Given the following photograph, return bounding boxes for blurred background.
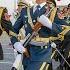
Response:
[0,0,70,15]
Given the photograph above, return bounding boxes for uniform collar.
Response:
[39,2,46,8]
[33,2,46,13]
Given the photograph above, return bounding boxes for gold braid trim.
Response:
[49,7,57,23]
[9,31,17,37]
[58,26,70,41]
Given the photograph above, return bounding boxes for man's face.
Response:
[4,12,11,21]
[36,0,46,4]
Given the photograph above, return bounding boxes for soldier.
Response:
[18,2,28,14]
[0,7,13,34]
[12,0,53,70]
[12,0,64,70]
[17,2,28,40]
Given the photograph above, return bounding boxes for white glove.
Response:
[51,42,56,48]
[14,42,26,53]
[38,15,52,29]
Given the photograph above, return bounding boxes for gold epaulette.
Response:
[49,7,57,23]
[58,26,70,41]
[32,35,50,43]
[9,31,17,37]
[17,28,25,40]
[32,35,59,44]
[31,26,70,43]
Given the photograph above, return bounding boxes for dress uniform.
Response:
[11,2,54,70]
[10,1,65,70]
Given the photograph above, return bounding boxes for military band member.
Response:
[0,7,28,54]
[17,2,28,40]
[12,0,53,70]
[12,0,64,70]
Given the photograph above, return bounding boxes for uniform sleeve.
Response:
[37,15,63,36]
[11,8,27,53]
[13,8,25,34]
[10,36,26,53]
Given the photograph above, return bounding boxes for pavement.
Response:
[0,31,15,70]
